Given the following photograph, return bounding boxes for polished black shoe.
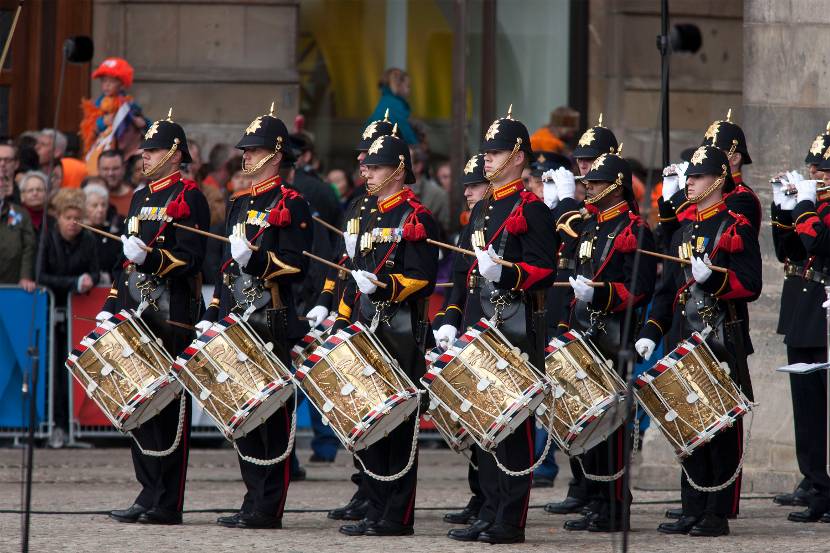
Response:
[448,519,491,541]
[477,523,525,544]
[788,508,825,523]
[364,519,414,536]
[339,519,376,536]
[588,516,630,533]
[217,511,245,528]
[109,503,147,523]
[657,515,699,534]
[564,512,596,531]
[689,514,729,537]
[774,488,811,507]
[531,475,554,488]
[291,466,307,482]
[545,496,586,515]
[238,511,282,529]
[328,497,370,521]
[443,500,480,525]
[137,508,182,525]
[665,507,683,519]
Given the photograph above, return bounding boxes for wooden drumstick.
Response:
[637,249,728,274]
[302,250,388,289]
[79,223,152,253]
[73,314,195,331]
[173,222,260,252]
[312,215,344,236]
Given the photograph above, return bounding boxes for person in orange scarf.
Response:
[80,57,149,174]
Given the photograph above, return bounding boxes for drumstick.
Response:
[79,223,152,252]
[637,249,728,274]
[173,223,260,252]
[74,314,195,331]
[302,251,388,289]
[426,238,515,268]
[312,215,344,236]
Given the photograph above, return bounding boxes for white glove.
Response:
[635,338,657,361]
[675,162,688,191]
[771,178,784,207]
[691,253,713,284]
[195,320,212,335]
[796,179,818,204]
[230,234,253,267]
[474,245,503,282]
[94,310,112,323]
[569,275,595,303]
[434,324,458,351]
[778,174,798,210]
[121,235,147,265]
[823,299,830,309]
[352,269,378,295]
[306,305,329,328]
[786,170,805,184]
[343,232,358,260]
[553,167,576,201]
[541,169,558,209]
[661,164,679,200]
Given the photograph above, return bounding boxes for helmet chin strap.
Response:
[242,137,283,176]
[142,139,179,177]
[484,140,521,183]
[584,172,623,205]
[687,164,727,203]
[367,156,405,196]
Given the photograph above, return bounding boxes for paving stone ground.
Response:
[1,444,828,552]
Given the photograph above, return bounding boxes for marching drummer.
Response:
[545,118,620,517]
[438,108,558,544]
[304,112,397,524]
[196,104,313,529]
[98,110,210,525]
[432,152,490,528]
[635,145,761,537]
[769,140,830,523]
[331,128,439,537]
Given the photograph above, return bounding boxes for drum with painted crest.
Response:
[421,318,549,452]
[65,310,180,432]
[295,322,420,452]
[540,329,628,455]
[422,347,474,453]
[633,331,751,458]
[171,313,295,440]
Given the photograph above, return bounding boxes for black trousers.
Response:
[680,418,742,517]
[356,413,419,525]
[236,401,294,517]
[566,457,588,501]
[786,345,830,512]
[475,417,535,528]
[130,393,192,512]
[467,447,484,511]
[580,424,630,519]
[52,319,70,432]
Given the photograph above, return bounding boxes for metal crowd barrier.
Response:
[0,285,54,444]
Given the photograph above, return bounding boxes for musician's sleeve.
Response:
[496,201,558,291]
[792,199,830,256]
[699,219,762,301]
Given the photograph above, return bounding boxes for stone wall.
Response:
[92,0,300,155]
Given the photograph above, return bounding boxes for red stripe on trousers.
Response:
[519,419,534,528]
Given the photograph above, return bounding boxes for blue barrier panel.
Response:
[0,287,51,432]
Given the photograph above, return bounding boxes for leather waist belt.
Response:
[557,258,576,271]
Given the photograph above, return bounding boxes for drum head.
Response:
[351,393,419,451]
[124,378,182,431]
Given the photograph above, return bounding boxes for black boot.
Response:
[339,518,376,536]
[657,515,699,534]
[788,508,825,523]
[109,504,147,523]
[364,519,414,536]
[448,519,490,542]
[238,511,282,529]
[443,497,481,524]
[137,508,182,525]
[665,507,683,519]
[477,523,525,544]
[328,497,369,521]
[564,512,596,531]
[688,514,729,537]
[217,511,245,528]
[544,496,586,515]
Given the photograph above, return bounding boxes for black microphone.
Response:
[64,35,94,63]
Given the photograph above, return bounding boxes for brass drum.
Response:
[290,315,335,371]
[633,332,751,458]
[540,329,628,455]
[65,310,180,431]
[172,313,294,440]
[421,318,549,451]
[295,322,419,452]
[423,347,473,453]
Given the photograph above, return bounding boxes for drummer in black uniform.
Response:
[197,105,312,529]
[545,119,620,517]
[433,153,490,527]
[440,108,558,544]
[770,143,830,523]
[101,110,210,525]
[769,124,830,509]
[304,112,396,524]
[636,145,761,537]
[332,129,439,537]
[560,148,656,534]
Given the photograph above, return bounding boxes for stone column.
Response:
[92,0,299,153]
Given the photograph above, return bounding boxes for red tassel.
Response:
[412,222,426,240]
[506,212,528,235]
[730,233,743,252]
[166,195,190,220]
[614,225,637,253]
[277,207,291,227]
[403,222,415,241]
[266,208,280,226]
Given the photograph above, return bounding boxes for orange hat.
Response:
[92,57,134,89]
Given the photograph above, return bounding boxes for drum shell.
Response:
[423,347,473,453]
